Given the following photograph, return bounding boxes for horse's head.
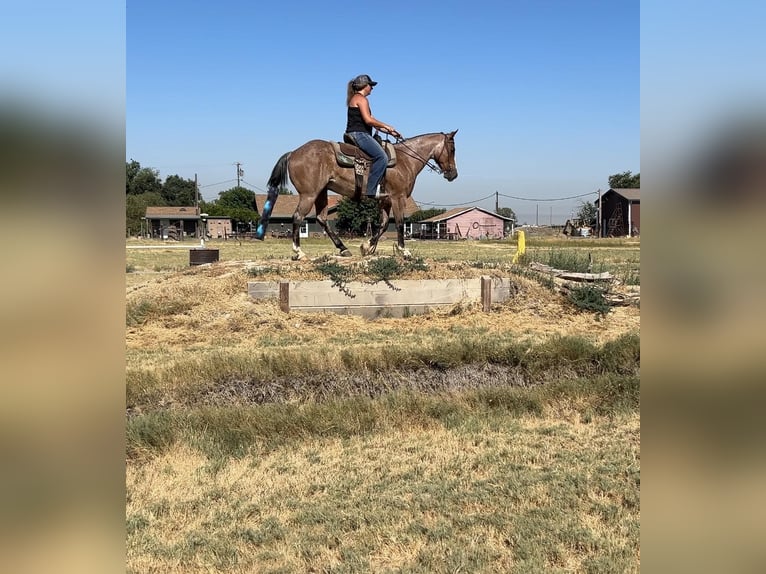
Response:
[434,130,459,181]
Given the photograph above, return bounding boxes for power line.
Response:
[498,191,597,201]
[418,190,597,208]
[418,192,496,208]
[200,178,237,188]
[241,180,268,193]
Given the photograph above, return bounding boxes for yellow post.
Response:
[512,229,526,264]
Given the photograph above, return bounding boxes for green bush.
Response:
[567,285,611,316]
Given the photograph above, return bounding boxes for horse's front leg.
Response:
[389,195,412,259]
[393,220,412,259]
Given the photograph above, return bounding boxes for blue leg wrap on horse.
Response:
[254,186,279,240]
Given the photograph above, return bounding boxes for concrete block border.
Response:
[247,276,512,318]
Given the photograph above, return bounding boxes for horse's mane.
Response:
[397,132,443,142]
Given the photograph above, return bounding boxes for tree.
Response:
[277,186,292,195]
[575,200,598,226]
[126,160,162,195]
[126,191,164,236]
[608,171,640,189]
[496,206,516,221]
[409,208,446,223]
[335,198,381,236]
[204,186,259,229]
[216,186,256,211]
[162,174,198,206]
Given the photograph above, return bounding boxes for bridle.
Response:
[385,133,454,175]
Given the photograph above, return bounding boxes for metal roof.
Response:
[145,206,200,219]
[420,206,514,223]
[596,188,640,204]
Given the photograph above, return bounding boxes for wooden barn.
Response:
[595,188,640,237]
[417,207,513,240]
[144,206,201,240]
[254,193,420,237]
[144,207,234,240]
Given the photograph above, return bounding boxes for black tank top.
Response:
[346,107,371,134]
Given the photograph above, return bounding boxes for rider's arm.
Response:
[353,96,401,138]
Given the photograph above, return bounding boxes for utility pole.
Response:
[597,188,602,237]
[195,173,200,238]
[495,191,499,213]
[536,204,539,226]
[235,162,244,187]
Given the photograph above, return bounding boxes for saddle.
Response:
[331,135,397,201]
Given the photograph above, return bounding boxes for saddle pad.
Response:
[331,141,397,168]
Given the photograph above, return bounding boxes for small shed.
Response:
[595,188,640,237]
[418,207,513,240]
[205,216,234,239]
[145,206,201,240]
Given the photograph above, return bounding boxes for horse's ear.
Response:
[450,129,458,137]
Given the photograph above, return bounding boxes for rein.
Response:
[384,134,444,174]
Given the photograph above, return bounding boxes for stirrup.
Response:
[368,186,388,199]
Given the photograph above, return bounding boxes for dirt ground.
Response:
[126,257,640,356]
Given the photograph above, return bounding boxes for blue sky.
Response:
[127,0,639,224]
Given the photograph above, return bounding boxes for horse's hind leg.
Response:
[391,195,412,259]
[314,190,352,257]
[291,196,315,261]
[361,200,391,256]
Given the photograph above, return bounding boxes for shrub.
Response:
[566,284,611,316]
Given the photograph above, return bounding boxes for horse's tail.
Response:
[255,151,291,240]
[267,152,291,189]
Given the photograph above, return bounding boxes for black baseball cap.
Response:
[352,74,378,89]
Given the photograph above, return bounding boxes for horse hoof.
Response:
[339,249,352,257]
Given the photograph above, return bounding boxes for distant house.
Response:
[417,207,513,240]
[595,188,640,237]
[144,206,201,240]
[254,193,420,237]
[205,216,234,239]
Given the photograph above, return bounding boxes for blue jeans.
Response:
[346,131,387,195]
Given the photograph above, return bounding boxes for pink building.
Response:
[418,207,513,240]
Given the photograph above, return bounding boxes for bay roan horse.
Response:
[255,131,458,260]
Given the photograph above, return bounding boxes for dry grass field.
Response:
[126,235,640,573]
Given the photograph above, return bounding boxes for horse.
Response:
[255,130,458,260]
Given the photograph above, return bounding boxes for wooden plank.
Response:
[279,282,290,313]
[481,276,492,312]
[528,262,612,281]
